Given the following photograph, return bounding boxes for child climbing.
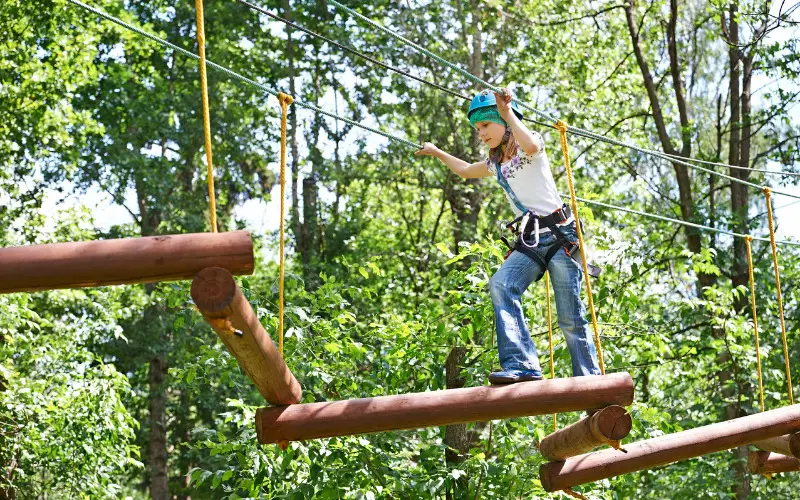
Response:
[415,88,601,384]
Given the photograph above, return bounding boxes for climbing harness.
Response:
[493,158,601,279]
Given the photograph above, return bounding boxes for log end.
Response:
[191,267,237,314]
[596,405,633,441]
[748,450,767,474]
[539,461,564,492]
[266,377,303,407]
[790,432,800,459]
[748,450,800,474]
[256,405,291,444]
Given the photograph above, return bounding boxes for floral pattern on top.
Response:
[486,151,530,180]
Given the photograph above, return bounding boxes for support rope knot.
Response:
[554,119,569,134]
[562,487,588,500]
[207,317,235,335]
[278,92,294,107]
[608,440,628,453]
[762,186,771,197]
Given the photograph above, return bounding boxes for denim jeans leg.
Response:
[489,250,543,372]
[547,246,601,376]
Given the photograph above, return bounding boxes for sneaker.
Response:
[489,369,543,385]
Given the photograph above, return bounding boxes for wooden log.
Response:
[0,231,254,294]
[191,267,301,406]
[539,404,800,492]
[753,432,800,458]
[255,372,635,444]
[748,451,800,474]
[539,405,632,461]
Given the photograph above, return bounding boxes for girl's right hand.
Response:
[414,142,441,157]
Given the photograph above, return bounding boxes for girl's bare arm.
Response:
[495,88,541,156]
[415,142,490,179]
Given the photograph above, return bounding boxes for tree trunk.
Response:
[443,6,486,496]
[731,51,755,307]
[148,356,169,500]
[624,0,704,263]
[137,196,170,499]
[444,346,469,500]
[723,6,750,498]
[282,0,301,250]
[446,0,485,253]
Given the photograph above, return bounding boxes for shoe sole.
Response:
[489,375,543,385]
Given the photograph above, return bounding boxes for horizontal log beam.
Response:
[753,432,800,458]
[539,404,800,492]
[748,451,800,475]
[191,267,301,405]
[256,373,634,444]
[539,405,632,461]
[0,231,254,294]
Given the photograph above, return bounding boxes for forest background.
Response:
[1,0,800,498]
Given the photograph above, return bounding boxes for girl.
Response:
[415,88,601,384]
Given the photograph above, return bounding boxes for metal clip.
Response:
[520,212,540,249]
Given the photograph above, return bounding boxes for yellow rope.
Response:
[562,488,588,500]
[745,236,765,412]
[194,0,217,233]
[763,187,793,405]
[278,92,293,356]
[554,120,604,374]
[545,272,557,432]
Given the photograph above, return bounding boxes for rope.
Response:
[565,194,800,248]
[65,0,800,249]
[278,93,293,356]
[235,0,563,134]
[661,152,800,178]
[327,0,800,201]
[545,272,556,432]
[65,0,420,150]
[243,0,800,183]
[194,0,218,232]
[562,488,588,500]
[763,188,794,405]
[555,120,604,374]
[744,236,765,413]
[235,0,466,102]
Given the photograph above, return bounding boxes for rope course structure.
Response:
[1,0,797,493]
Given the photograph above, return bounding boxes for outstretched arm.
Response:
[494,88,541,156]
[415,142,490,179]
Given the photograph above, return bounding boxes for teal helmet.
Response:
[467,89,523,121]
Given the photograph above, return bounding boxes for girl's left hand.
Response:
[493,87,513,116]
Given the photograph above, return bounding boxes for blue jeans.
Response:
[489,222,601,376]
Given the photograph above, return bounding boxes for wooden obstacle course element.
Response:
[191,267,301,405]
[539,404,800,492]
[753,432,800,458]
[0,231,255,294]
[539,405,632,461]
[256,372,635,445]
[748,450,800,475]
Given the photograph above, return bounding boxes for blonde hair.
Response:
[489,128,519,166]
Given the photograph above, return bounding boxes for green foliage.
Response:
[2,0,800,498]
[0,291,140,497]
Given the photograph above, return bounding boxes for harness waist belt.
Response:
[523,205,572,236]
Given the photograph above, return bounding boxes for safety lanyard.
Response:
[493,159,528,213]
